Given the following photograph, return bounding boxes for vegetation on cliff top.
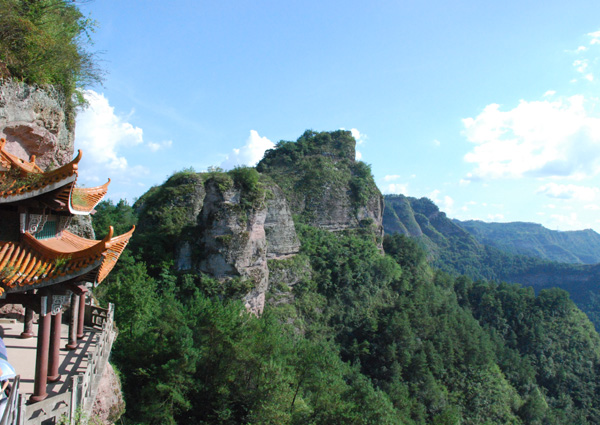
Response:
[257,130,380,221]
[0,0,102,123]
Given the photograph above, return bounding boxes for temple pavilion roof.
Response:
[0,138,109,214]
[0,226,135,296]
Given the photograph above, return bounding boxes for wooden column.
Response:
[20,307,35,339]
[66,295,79,350]
[29,296,50,403]
[76,291,86,339]
[47,310,62,382]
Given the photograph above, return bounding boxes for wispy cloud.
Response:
[147,140,173,152]
[537,182,599,201]
[429,189,454,214]
[589,30,600,45]
[384,183,409,195]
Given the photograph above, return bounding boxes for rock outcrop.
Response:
[0,80,74,169]
[196,180,270,315]
[92,363,126,424]
[135,170,300,315]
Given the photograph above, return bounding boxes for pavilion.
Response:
[0,138,133,403]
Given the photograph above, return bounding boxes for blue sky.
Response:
[74,0,600,232]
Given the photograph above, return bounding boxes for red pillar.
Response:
[20,307,35,339]
[47,311,62,382]
[29,296,50,403]
[66,295,79,350]
[76,291,86,339]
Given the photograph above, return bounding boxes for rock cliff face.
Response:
[264,184,301,258]
[0,80,74,169]
[135,171,300,315]
[196,180,270,314]
[92,363,126,424]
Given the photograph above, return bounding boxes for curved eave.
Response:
[68,179,111,215]
[96,225,135,285]
[0,150,82,203]
[0,174,76,204]
[0,258,104,298]
[0,226,136,296]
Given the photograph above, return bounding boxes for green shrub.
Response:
[0,0,102,125]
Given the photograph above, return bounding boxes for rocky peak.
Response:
[257,130,384,242]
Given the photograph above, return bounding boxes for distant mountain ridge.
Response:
[383,193,600,329]
[456,220,600,265]
[384,194,600,266]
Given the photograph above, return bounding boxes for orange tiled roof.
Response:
[0,226,135,296]
[0,138,110,213]
[0,137,80,201]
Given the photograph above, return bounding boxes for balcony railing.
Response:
[0,303,116,425]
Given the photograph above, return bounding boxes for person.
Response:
[0,367,8,420]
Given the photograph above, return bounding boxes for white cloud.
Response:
[355,150,363,161]
[550,212,581,230]
[384,183,409,195]
[462,95,600,181]
[350,128,366,145]
[585,204,600,210]
[221,130,275,170]
[576,46,588,53]
[147,140,173,152]
[383,174,402,181]
[75,90,144,171]
[433,139,441,147]
[543,90,556,97]
[574,59,589,74]
[487,213,505,221]
[429,189,454,214]
[589,30,600,45]
[537,182,599,201]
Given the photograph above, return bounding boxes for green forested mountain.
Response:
[383,193,600,330]
[92,132,600,424]
[457,219,600,264]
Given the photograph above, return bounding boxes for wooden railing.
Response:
[2,303,116,425]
